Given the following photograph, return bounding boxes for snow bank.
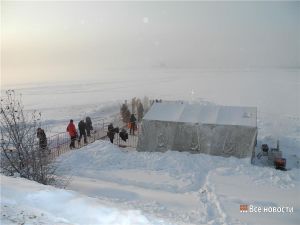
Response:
[57,141,299,192]
[0,175,168,225]
[55,141,300,225]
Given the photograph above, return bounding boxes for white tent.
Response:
[137,101,257,158]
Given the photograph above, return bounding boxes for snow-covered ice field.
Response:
[3,69,299,155]
[1,69,300,224]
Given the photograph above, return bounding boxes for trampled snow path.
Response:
[55,140,300,225]
[198,170,228,225]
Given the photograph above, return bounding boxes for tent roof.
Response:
[143,101,257,127]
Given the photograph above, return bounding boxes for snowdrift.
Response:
[55,140,300,225]
[0,175,167,225]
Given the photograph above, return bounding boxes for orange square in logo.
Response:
[240,204,248,212]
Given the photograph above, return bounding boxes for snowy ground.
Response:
[1,141,299,225]
[1,69,299,224]
[0,174,168,225]
[53,140,300,225]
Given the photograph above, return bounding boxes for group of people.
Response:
[36,117,94,151]
[66,117,93,149]
[107,113,136,144]
[36,113,137,151]
[107,124,129,144]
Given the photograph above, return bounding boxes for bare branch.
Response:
[1,90,59,185]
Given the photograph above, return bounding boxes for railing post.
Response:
[63,133,66,153]
[57,135,60,157]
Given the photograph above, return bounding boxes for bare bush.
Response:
[0,90,57,185]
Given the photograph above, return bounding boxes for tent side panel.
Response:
[137,120,257,158]
[137,120,177,152]
[209,125,257,158]
[172,123,211,154]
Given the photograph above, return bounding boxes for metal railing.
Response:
[46,115,140,160]
[114,133,139,148]
[1,111,143,176]
[1,115,140,162]
[47,118,109,160]
[103,123,140,148]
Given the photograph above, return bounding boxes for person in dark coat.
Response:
[137,101,144,122]
[107,123,115,143]
[78,120,87,144]
[119,128,128,142]
[129,114,137,135]
[67,119,77,149]
[85,116,93,137]
[37,128,47,150]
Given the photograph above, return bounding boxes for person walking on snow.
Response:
[137,101,144,122]
[36,128,47,150]
[129,114,137,135]
[107,123,115,143]
[78,119,88,144]
[67,119,77,149]
[85,116,93,137]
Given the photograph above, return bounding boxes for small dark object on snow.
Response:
[261,144,269,156]
[261,144,269,152]
[274,158,286,170]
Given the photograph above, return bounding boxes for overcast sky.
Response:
[1,1,299,85]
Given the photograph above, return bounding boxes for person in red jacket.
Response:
[67,119,77,149]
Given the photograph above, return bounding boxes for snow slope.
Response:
[0,174,169,225]
[55,140,300,225]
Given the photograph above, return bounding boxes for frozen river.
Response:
[1,68,299,155]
